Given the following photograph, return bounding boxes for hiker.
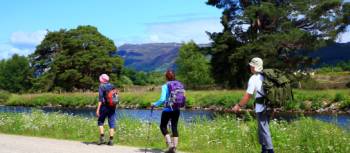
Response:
[151,70,186,153]
[96,74,119,146]
[232,57,275,153]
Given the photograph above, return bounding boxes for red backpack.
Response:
[106,90,119,107]
[101,84,119,107]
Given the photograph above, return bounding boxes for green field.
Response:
[1,90,350,111]
[0,111,349,153]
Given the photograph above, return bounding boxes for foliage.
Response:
[298,77,322,90]
[0,90,11,103]
[318,60,350,73]
[29,25,123,92]
[1,90,349,111]
[206,0,350,88]
[176,41,214,89]
[0,111,349,153]
[0,54,32,93]
[4,92,97,107]
[119,68,163,86]
[340,97,350,109]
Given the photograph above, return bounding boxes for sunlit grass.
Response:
[0,89,349,111]
[0,111,349,153]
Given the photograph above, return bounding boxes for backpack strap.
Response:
[165,82,174,111]
[101,84,108,105]
[256,72,266,99]
[256,91,265,99]
[166,82,171,100]
[100,83,113,105]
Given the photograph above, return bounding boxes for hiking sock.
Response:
[173,137,178,149]
[165,134,172,148]
[168,137,178,153]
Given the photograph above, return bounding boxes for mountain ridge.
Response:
[115,42,350,72]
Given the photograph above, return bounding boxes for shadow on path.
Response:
[82,141,167,153]
[138,148,164,153]
[81,141,99,146]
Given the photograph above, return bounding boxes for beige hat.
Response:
[249,57,263,72]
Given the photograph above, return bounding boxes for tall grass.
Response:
[0,89,349,111]
[0,111,349,153]
[3,92,98,107]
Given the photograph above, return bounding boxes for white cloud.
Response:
[0,43,34,59]
[0,30,46,60]
[336,25,350,43]
[149,34,160,42]
[143,18,222,44]
[10,30,47,47]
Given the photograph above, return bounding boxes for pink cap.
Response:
[99,74,109,83]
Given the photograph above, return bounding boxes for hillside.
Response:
[115,42,350,72]
[309,42,350,66]
[116,43,181,72]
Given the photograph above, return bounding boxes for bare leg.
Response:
[99,126,104,134]
[109,128,115,137]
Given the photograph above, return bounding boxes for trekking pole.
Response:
[145,107,154,153]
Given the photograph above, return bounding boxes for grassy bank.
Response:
[0,90,350,111]
[0,111,349,153]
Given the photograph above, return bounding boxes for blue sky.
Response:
[0,0,349,59]
[0,0,223,59]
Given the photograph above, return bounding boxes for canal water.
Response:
[0,106,349,130]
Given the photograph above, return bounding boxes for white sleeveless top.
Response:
[246,73,266,113]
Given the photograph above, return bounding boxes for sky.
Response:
[0,0,349,60]
[0,0,223,59]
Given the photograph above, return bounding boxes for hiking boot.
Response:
[107,140,113,146]
[167,147,176,153]
[98,136,105,145]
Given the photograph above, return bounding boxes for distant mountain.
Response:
[115,42,349,72]
[308,42,350,66]
[116,43,182,72]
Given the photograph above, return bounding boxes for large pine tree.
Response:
[30,25,123,91]
[207,0,350,88]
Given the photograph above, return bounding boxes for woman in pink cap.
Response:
[96,74,118,145]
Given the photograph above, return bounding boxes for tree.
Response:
[176,41,214,89]
[30,25,123,91]
[0,54,32,93]
[207,0,350,88]
[119,68,163,86]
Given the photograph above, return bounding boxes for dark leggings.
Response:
[160,109,180,137]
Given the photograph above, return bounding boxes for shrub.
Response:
[0,90,11,103]
[299,78,322,90]
[340,97,350,110]
[334,93,347,102]
[3,90,349,111]
[346,82,350,88]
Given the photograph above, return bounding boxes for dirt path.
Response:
[0,134,165,153]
